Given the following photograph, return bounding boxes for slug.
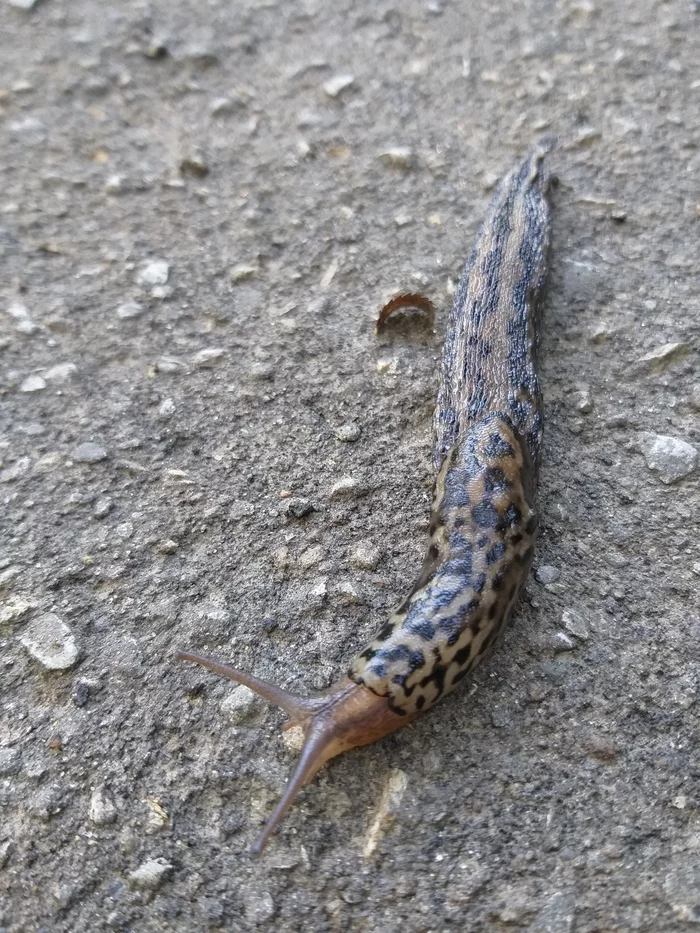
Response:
[179,140,555,854]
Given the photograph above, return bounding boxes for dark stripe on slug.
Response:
[406,619,436,641]
[486,542,505,565]
[484,467,510,492]
[485,433,516,460]
[502,503,522,528]
[473,500,499,529]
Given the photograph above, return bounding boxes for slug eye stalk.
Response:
[178,651,409,854]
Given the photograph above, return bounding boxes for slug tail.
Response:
[178,652,411,852]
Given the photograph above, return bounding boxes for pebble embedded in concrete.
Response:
[158,398,176,419]
[0,747,21,776]
[244,888,275,925]
[0,596,34,625]
[561,610,590,640]
[179,149,209,177]
[193,347,226,368]
[20,374,46,392]
[89,787,117,825]
[334,579,363,604]
[0,457,31,483]
[635,342,689,373]
[93,497,113,519]
[19,613,80,670]
[330,476,368,500]
[44,363,77,383]
[286,497,315,518]
[128,857,173,890]
[117,300,145,320]
[73,442,108,463]
[137,260,170,287]
[638,433,698,484]
[230,263,258,282]
[334,422,361,442]
[379,147,414,170]
[221,685,258,724]
[323,73,355,97]
[349,543,381,570]
[535,565,560,585]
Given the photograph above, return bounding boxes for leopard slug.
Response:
[179,140,554,854]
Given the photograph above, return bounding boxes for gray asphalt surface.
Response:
[1,0,699,930]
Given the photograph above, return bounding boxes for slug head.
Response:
[178,651,410,854]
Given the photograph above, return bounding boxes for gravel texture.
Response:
[1,1,699,931]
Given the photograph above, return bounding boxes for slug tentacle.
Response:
[178,653,409,854]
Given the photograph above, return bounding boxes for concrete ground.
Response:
[1,0,699,930]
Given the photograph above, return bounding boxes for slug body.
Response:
[179,142,554,852]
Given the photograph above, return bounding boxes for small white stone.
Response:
[105,174,126,193]
[298,545,323,569]
[7,0,39,9]
[376,357,399,375]
[378,147,414,170]
[89,787,117,825]
[34,452,63,473]
[128,857,173,890]
[158,398,176,419]
[44,363,77,383]
[193,347,226,368]
[6,300,30,320]
[575,389,593,413]
[116,300,145,319]
[0,566,20,589]
[350,543,381,570]
[244,889,275,925]
[16,318,38,335]
[210,96,239,116]
[281,724,304,752]
[535,565,560,585]
[0,457,31,483]
[335,580,363,605]
[230,263,258,282]
[561,610,590,640]
[20,374,46,392]
[19,613,79,670]
[0,596,34,625]
[334,422,361,442]
[329,476,368,500]
[73,442,107,463]
[636,342,689,373]
[639,433,698,484]
[552,631,576,652]
[155,357,184,374]
[137,260,170,287]
[323,73,355,98]
[221,685,258,724]
[307,577,328,606]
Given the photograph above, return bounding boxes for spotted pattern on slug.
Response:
[349,412,537,715]
[349,141,553,716]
